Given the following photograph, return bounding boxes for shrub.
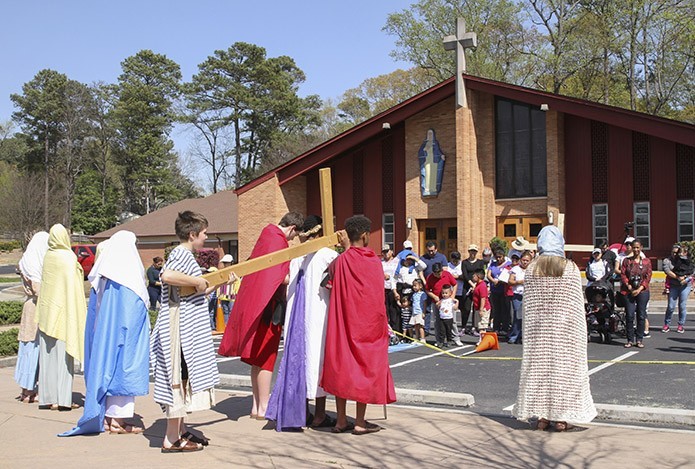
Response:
[680,241,695,258]
[194,248,220,270]
[149,309,158,329]
[489,237,509,255]
[0,240,20,252]
[164,245,176,261]
[0,301,23,325]
[0,328,19,357]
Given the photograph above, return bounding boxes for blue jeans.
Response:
[508,294,523,343]
[664,280,691,327]
[625,290,650,343]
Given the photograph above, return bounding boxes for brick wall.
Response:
[404,96,457,247]
[237,175,306,260]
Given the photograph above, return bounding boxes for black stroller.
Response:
[585,281,624,343]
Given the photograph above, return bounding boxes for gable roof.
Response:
[93,190,238,239]
[236,74,694,194]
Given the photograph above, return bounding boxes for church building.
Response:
[234,74,695,263]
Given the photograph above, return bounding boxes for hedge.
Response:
[0,301,23,325]
[0,328,19,357]
[0,240,20,252]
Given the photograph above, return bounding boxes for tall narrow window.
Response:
[633,202,650,249]
[592,204,608,247]
[382,213,394,249]
[495,98,547,199]
[678,200,694,242]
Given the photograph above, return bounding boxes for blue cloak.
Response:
[59,280,150,436]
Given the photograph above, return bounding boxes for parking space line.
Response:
[588,351,639,376]
[390,345,472,369]
[502,351,640,412]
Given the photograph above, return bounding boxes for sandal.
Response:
[310,414,337,429]
[636,342,644,348]
[182,431,209,446]
[352,422,382,435]
[161,438,203,453]
[536,419,550,431]
[624,342,633,348]
[109,424,144,435]
[331,422,355,434]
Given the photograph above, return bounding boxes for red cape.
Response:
[218,225,289,358]
[320,247,396,404]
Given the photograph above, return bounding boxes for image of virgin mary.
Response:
[418,129,446,197]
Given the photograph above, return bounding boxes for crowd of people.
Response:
[10,210,693,448]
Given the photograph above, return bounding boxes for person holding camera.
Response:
[620,239,652,348]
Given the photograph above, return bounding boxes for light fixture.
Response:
[540,103,549,111]
[382,122,391,130]
[406,218,412,229]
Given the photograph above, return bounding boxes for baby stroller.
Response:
[585,281,623,343]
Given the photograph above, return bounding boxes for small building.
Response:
[93,190,238,267]
[234,74,694,264]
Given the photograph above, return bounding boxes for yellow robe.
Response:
[35,224,87,362]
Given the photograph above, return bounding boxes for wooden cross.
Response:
[443,17,477,108]
[181,168,339,296]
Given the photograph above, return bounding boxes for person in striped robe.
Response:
[150,211,229,453]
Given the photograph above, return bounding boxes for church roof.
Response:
[236,74,694,195]
[93,190,238,240]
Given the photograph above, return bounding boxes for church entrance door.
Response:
[418,218,458,258]
[497,215,547,247]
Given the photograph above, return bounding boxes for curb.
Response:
[595,403,695,426]
[0,356,17,368]
[217,373,475,407]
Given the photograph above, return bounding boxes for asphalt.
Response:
[2,367,694,468]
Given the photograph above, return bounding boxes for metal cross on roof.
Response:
[443,17,477,108]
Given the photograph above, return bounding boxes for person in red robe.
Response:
[321,215,397,435]
[218,212,303,419]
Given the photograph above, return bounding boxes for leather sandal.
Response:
[161,438,203,453]
[182,431,209,446]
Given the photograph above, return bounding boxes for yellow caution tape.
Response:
[390,330,695,365]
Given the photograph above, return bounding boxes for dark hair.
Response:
[432,262,443,273]
[632,239,642,247]
[279,211,304,229]
[175,211,208,241]
[345,215,371,242]
[520,250,533,260]
[599,241,608,249]
[412,278,424,289]
[494,248,505,257]
[153,256,163,263]
[441,284,452,292]
[300,214,322,239]
[473,268,485,278]
[450,251,461,259]
[425,241,437,249]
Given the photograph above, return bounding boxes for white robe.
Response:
[284,247,338,399]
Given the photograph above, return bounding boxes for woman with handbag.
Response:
[620,240,652,348]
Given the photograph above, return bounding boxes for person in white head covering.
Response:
[513,225,596,432]
[60,230,150,436]
[14,231,49,403]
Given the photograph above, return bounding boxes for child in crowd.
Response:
[410,279,426,344]
[400,296,413,342]
[472,269,491,337]
[437,285,459,348]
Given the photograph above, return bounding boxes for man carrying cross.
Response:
[218,211,304,420]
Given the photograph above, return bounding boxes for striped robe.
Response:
[150,246,219,407]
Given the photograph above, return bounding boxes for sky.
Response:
[0,0,413,187]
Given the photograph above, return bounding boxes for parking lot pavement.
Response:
[214,303,695,427]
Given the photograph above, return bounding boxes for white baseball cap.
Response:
[403,240,413,249]
[221,254,234,263]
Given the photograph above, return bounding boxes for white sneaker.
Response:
[454,339,463,346]
[419,338,426,344]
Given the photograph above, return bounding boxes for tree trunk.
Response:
[44,135,49,230]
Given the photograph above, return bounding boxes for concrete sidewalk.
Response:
[1,368,693,468]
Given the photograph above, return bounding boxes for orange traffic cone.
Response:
[213,300,225,335]
[474,331,499,353]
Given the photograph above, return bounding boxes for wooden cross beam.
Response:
[181,168,339,296]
